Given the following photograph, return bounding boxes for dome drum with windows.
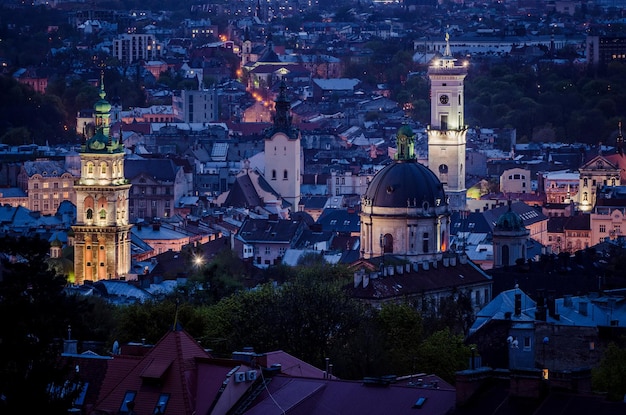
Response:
[360,126,451,261]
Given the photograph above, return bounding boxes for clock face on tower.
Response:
[439,94,449,105]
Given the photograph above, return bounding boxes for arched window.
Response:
[381,233,394,254]
[612,178,616,186]
[583,192,588,202]
[583,178,588,187]
[100,162,107,175]
[99,209,107,219]
[86,208,93,219]
[423,232,429,253]
[283,169,288,180]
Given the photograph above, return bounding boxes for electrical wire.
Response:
[259,367,286,415]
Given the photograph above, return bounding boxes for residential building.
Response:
[112,33,162,65]
[131,221,211,258]
[172,88,219,123]
[125,158,189,221]
[500,167,531,194]
[541,170,578,204]
[17,159,77,216]
[0,187,27,208]
[233,217,306,267]
[328,170,373,197]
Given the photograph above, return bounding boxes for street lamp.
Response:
[193,254,205,268]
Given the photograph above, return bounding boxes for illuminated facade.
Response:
[427,34,468,212]
[72,77,132,284]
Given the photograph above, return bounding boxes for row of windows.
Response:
[33,182,70,189]
[33,192,70,199]
[582,178,617,187]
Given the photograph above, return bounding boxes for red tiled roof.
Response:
[244,376,456,415]
[94,330,211,415]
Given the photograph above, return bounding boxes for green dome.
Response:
[94,97,111,114]
[397,125,414,138]
[495,208,525,232]
[85,131,109,151]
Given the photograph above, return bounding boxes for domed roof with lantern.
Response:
[362,126,447,211]
[495,201,526,232]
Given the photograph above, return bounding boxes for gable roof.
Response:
[94,329,211,415]
[579,154,620,171]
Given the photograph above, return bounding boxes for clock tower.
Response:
[72,75,132,284]
[427,34,468,211]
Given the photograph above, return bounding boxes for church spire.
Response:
[273,80,292,130]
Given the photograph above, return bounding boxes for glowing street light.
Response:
[193,254,205,268]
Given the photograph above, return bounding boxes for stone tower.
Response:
[264,80,301,210]
[72,74,132,284]
[427,33,468,212]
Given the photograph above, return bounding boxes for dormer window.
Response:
[154,394,170,414]
[119,391,137,414]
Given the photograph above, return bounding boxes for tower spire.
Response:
[273,80,292,130]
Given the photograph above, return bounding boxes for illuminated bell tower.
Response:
[264,80,301,210]
[427,34,468,212]
[72,74,132,284]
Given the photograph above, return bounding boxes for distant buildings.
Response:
[112,33,162,65]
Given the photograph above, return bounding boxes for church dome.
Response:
[495,205,525,232]
[364,159,446,208]
[94,97,111,114]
